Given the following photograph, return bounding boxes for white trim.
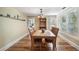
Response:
[0,33,29,51]
[59,34,79,50]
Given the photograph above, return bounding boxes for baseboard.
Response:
[60,31,79,41]
[0,33,29,51]
[59,34,79,50]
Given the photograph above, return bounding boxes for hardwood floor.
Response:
[6,35,77,51]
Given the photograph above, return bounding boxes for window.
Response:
[27,17,35,28]
[47,16,56,29]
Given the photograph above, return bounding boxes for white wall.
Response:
[0,7,28,50]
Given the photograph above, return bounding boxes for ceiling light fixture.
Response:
[38,8,45,18]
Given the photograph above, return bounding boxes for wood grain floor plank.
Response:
[6,36,77,51]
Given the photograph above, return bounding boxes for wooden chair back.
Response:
[51,27,59,38]
[28,28,32,39]
[28,28,42,50]
[51,27,59,50]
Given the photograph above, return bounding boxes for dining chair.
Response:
[28,28,42,51]
[46,27,59,51]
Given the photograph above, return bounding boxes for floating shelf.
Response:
[0,14,26,21]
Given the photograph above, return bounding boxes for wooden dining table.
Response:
[32,30,55,38]
[31,29,56,50]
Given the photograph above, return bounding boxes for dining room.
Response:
[0,7,78,51]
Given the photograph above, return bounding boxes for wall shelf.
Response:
[0,14,26,21]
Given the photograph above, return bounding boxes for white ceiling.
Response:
[15,7,64,16]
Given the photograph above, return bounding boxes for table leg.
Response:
[53,39,56,51]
